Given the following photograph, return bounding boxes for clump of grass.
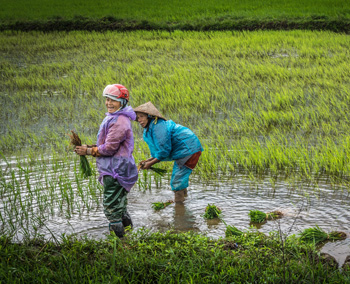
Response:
[266,210,283,220]
[151,200,173,211]
[299,226,347,244]
[328,231,347,240]
[249,210,267,223]
[249,210,283,223]
[203,204,222,219]
[68,130,92,178]
[225,225,244,237]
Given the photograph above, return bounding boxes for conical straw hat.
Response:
[133,101,166,120]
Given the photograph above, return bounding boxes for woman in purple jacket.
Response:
[75,84,138,238]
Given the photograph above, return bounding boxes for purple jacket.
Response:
[96,106,138,191]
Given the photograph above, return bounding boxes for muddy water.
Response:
[1,157,350,266]
[38,175,350,266]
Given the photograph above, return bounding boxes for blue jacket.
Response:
[143,119,203,161]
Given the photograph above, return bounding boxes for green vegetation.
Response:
[299,226,347,245]
[1,1,349,280]
[0,0,350,32]
[68,130,92,178]
[148,167,167,177]
[2,30,350,183]
[203,204,222,219]
[151,201,173,211]
[249,210,283,223]
[225,225,244,237]
[249,210,268,223]
[2,0,349,22]
[1,230,349,283]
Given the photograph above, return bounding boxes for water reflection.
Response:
[173,202,199,232]
[1,156,350,266]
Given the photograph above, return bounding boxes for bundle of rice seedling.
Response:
[266,210,283,220]
[328,231,347,241]
[249,210,284,223]
[299,226,346,244]
[149,167,167,176]
[225,225,244,238]
[249,210,267,223]
[151,200,173,210]
[137,163,167,176]
[299,226,329,244]
[203,204,222,219]
[68,130,92,178]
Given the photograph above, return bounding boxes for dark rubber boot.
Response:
[122,211,133,228]
[109,222,125,238]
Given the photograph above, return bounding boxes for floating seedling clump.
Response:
[299,226,347,245]
[68,130,92,178]
[249,210,283,223]
[203,204,222,219]
[151,200,174,211]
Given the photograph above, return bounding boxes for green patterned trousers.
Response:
[103,175,128,222]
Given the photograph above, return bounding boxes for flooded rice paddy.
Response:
[1,155,349,266]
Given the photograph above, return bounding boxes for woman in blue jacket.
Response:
[134,102,203,202]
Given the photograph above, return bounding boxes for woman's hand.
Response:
[139,158,160,170]
[142,161,153,170]
[75,145,87,156]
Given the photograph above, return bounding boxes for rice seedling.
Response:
[225,225,244,238]
[203,204,222,219]
[249,210,267,223]
[249,210,283,223]
[1,30,350,246]
[151,200,174,211]
[148,167,167,177]
[299,226,347,245]
[68,130,92,178]
[2,30,350,185]
[137,163,167,177]
[266,211,283,220]
[1,0,349,34]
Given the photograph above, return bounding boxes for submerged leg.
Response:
[174,189,186,203]
[171,162,192,203]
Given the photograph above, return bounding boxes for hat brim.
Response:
[134,102,166,120]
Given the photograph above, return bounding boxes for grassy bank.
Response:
[0,0,349,32]
[1,16,350,33]
[1,230,349,283]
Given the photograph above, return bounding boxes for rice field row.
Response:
[1,30,350,181]
[0,0,348,23]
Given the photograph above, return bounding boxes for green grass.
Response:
[1,230,349,283]
[1,30,350,181]
[203,204,222,219]
[299,226,347,245]
[0,0,350,32]
[0,0,349,22]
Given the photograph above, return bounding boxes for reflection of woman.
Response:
[173,202,198,232]
[134,102,203,202]
[75,84,138,238]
